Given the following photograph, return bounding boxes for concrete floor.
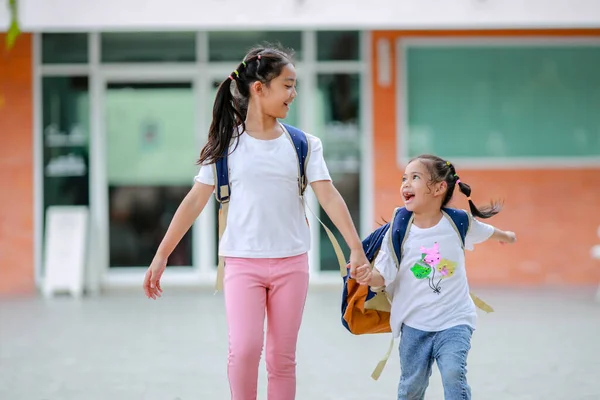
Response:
[1,286,599,400]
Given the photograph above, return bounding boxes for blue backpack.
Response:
[341,206,493,379]
[212,123,312,290]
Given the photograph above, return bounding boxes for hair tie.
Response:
[242,61,247,68]
[257,55,262,60]
[228,70,240,81]
[456,179,461,185]
[446,161,451,166]
[466,196,471,201]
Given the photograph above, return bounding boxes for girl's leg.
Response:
[264,253,309,400]
[433,325,473,400]
[397,325,435,400]
[224,257,269,400]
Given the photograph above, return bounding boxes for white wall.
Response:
[1,0,600,31]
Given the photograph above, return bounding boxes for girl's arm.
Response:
[310,180,369,270]
[155,182,214,260]
[490,228,517,244]
[144,182,214,299]
[466,218,516,249]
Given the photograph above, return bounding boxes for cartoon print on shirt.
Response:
[422,242,441,267]
[409,242,457,294]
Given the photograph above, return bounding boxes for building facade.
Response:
[1,0,599,295]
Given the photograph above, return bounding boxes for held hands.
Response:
[348,248,373,286]
[143,256,167,299]
[349,248,370,281]
[354,264,373,286]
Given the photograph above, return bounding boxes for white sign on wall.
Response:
[42,206,89,298]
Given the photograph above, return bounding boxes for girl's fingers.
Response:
[356,265,370,274]
[143,271,153,298]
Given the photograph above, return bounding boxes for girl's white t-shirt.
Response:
[374,215,494,337]
[194,125,331,258]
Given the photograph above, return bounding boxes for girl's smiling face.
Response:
[254,63,297,120]
[401,159,447,212]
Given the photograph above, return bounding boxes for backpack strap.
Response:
[441,207,471,249]
[213,156,231,204]
[389,207,414,268]
[213,155,231,292]
[281,123,311,196]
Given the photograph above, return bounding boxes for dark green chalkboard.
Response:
[405,45,600,159]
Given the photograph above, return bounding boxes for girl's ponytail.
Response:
[197,76,244,166]
[455,178,502,219]
[411,154,503,219]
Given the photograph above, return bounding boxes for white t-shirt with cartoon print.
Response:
[374,214,494,337]
[195,124,331,258]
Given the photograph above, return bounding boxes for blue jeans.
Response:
[397,324,473,400]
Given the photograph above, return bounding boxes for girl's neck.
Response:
[411,208,443,229]
[245,104,281,140]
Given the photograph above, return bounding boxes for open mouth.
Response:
[403,192,415,203]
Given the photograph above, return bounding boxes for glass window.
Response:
[208,31,303,61]
[42,76,90,256]
[101,32,196,63]
[105,82,197,267]
[42,33,88,64]
[317,31,360,61]
[315,74,361,271]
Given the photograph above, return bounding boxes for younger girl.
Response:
[355,154,516,400]
[143,46,369,400]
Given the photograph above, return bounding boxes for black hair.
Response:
[197,44,295,165]
[410,154,502,219]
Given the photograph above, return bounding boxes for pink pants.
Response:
[224,253,309,400]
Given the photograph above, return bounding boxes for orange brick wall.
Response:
[372,29,600,286]
[0,34,34,295]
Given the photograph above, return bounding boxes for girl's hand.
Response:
[355,264,373,285]
[143,256,167,299]
[349,248,370,279]
[500,231,517,245]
